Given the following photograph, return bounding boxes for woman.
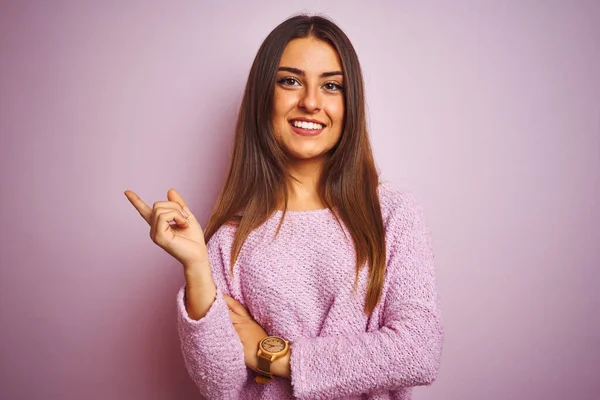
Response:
[125,14,443,399]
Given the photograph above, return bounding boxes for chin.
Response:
[286,149,329,161]
[278,138,336,161]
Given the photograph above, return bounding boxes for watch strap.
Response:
[257,356,272,375]
[255,353,274,383]
[254,374,272,384]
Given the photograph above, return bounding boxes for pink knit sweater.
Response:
[176,182,444,399]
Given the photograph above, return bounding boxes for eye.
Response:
[323,82,343,92]
[278,77,300,87]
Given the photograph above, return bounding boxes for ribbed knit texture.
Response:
[176,182,444,399]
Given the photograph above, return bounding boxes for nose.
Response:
[298,85,321,113]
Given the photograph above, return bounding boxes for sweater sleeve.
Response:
[289,193,444,399]
[176,228,250,399]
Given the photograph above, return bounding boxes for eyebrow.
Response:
[278,66,343,78]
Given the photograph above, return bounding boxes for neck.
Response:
[280,158,326,211]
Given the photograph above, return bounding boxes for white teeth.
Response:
[292,120,323,130]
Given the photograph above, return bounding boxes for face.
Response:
[261,337,286,353]
[271,37,345,164]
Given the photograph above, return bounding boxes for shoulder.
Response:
[377,181,427,230]
[377,182,435,281]
[206,222,238,251]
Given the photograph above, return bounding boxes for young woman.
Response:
[125,14,443,399]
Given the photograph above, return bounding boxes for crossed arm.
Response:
[178,196,443,399]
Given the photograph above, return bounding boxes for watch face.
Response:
[261,337,286,353]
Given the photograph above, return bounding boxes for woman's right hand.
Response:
[124,188,209,271]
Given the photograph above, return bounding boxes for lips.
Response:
[289,121,324,136]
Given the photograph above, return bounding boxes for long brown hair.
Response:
[204,15,386,315]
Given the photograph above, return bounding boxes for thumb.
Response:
[167,188,195,219]
[224,295,250,317]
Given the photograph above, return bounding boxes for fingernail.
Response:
[182,209,189,218]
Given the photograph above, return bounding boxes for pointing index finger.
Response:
[124,190,152,225]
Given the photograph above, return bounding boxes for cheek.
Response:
[328,100,345,127]
[272,90,296,121]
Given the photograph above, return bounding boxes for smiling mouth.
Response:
[289,120,325,136]
[290,120,325,130]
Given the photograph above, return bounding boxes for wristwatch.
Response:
[254,336,289,384]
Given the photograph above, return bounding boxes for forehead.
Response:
[279,37,342,73]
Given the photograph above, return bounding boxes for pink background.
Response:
[1,1,599,399]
